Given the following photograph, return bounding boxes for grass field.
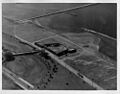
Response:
[2,3,117,90]
[64,56,117,89]
[2,32,95,90]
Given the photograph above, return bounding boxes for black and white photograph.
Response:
[2,2,117,91]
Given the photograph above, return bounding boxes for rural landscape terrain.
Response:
[2,3,117,90]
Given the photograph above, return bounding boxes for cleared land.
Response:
[33,33,116,90]
[2,3,117,90]
[2,19,117,90]
[2,32,95,90]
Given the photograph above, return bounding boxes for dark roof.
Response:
[44,43,62,47]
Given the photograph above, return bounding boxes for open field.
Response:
[32,32,116,90]
[2,21,117,90]
[64,56,116,90]
[14,23,56,43]
[2,32,95,90]
[2,33,47,89]
[2,3,116,37]
[2,3,117,90]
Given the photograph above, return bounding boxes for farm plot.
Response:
[2,33,53,89]
[15,23,56,43]
[64,54,117,90]
[34,35,83,59]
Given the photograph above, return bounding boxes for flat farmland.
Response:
[15,23,56,43]
[34,35,84,59]
[64,55,117,89]
[2,33,48,89]
[2,19,116,90]
[62,32,100,48]
[2,19,117,90]
[2,32,95,90]
[2,3,117,90]
[2,17,16,36]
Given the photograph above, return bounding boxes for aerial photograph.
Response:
[2,3,117,90]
